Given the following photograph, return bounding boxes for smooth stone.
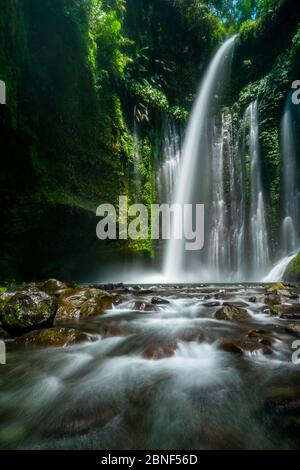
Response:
[55,288,116,322]
[151,297,170,305]
[215,305,250,321]
[219,339,272,355]
[203,301,221,307]
[12,327,99,348]
[285,323,300,338]
[143,341,177,360]
[1,290,57,335]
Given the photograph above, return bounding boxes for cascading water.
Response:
[133,118,142,197]
[246,101,270,278]
[208,113,245,281]
[263,95,300,282]
[280,96,300,255]
[157,117,181,204]
[164,36,237,281]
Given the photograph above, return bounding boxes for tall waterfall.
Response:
[280,97,300,255]
[246,101,270,278]
[164,36,237,280]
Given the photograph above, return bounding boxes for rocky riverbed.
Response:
[0,280,300,449]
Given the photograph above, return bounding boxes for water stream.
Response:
[1,285,300,450]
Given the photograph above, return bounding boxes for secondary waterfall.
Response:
[133,118,142,197]
[246,101,270,278]
[164,36,237,280]
[157,117,181,204]
[208,113,245,281]
[280,96,300,255]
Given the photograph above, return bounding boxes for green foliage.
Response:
[284,253,300,282]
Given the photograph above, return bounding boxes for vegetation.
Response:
[0,0,299,281]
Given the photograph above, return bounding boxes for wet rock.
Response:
[203,301,221,307]
[223,301,249,308]
[1,291,57,335]
[278,289,292,298]
[285,323,300,338]
[12,328,99,348]
[264,294,281,307]
[270,305,282,316]
[249,296,257,303]
[55,288,115,322]
[219,339,272,355]
[279,304,300,320]
[143,341,177,360]
[247,329,276,346]
[130,300,158,312]
[247,329,268,339]
[151,297,170,305]
[100,321,130,338]
[39,279,68,296]
[176,328,208,343]
[103,283,129,293]
[215,305,250,321]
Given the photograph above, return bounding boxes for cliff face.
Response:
[230,0,300,256]
[0,0,299,282]
[0,0,222,282]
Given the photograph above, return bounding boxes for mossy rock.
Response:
[284,254,300,283]
[1,291,57,335]
[215,305,251,322]
[55,288,116,323]
[12,328,99,348]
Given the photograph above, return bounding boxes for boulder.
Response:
[1,291,57,335]
[39,279,68,296]
[279,304,300,320]
[130,300,158,312]
[223,301,249,308]
[12,327,99,348]
[285,323,300,338]
[203,301,221,307]
[215,305,250,321]
[219,339,272,355]
[55,288,115,322]
[249,296,257,303]
[143,341,177,360]
[264,294,281,307]
[151,297,170,305]
[176,328,208,343]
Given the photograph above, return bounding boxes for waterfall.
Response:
[157,117,181,204]
[164,36,237,280]
[246,101,270,278]
[208,113,245,281]
[280,97,300,255]
[133,118,142,197]
[263,254,296,283]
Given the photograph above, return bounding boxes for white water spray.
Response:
[164,36,237,280]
